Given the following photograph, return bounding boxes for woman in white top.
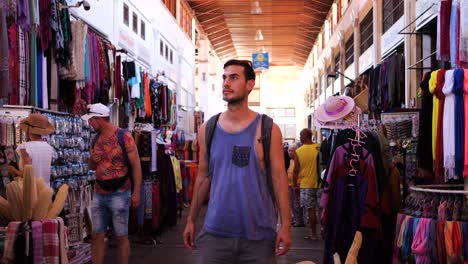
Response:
[9,113,55,186]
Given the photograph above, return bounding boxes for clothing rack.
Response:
[398,3,436,35]
[2,105,74,117]
[378,47,404,65]
[407,50,437,70]
[69,12,111,45]
[409,184,468,194]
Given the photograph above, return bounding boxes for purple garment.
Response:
[323,173,368,264]
[426,219,438,263]
[17,0,30,30]
[32,221,43,264]
[38,0,52,51]
[321,143,380,230]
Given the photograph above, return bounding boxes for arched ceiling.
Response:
[188,0,334,67]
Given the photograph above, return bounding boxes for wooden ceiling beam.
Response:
[209,32,232,42]
[212,38,233,48]
[189,0,218,10]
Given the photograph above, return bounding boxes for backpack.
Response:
[205,113,275,204]
[92,129,134,193]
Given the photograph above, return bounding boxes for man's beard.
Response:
[223,92,247,105]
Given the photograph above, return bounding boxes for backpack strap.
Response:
[205,113,221,180]
[261,114,275,204]
[117,129,128,164]
[117,129,134,192]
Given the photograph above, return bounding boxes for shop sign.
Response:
[252,52,269,71]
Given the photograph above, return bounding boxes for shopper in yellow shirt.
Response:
[287,144,304,227]
[293,128,320,240]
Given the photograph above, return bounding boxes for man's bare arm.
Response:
[270,124,291,227]
[293,150,300,186]
[187,123,211,223]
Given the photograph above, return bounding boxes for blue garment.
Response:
[84,34,90,82]
[203,114,276,241]
[453,69,465,177]
[402,217,415,262]
[450,0,459,67]
[36,46,42,108]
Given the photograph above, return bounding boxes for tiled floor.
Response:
[106,208,324,264]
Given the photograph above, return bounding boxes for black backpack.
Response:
[205,113,276,204]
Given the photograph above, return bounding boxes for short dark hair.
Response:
[300,128,312,141]
[223,59,256,81]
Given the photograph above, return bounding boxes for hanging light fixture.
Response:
[251,1,262,15]
[254,29,264,41]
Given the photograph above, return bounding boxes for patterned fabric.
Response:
[300,188,320,209]
[18,27,27,105]
[32,221,43,264]
[144,180,153,219]
[42,219,60,264]
[93,129,136,194]
[3,221,21,263]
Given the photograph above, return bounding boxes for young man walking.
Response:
[183,59,291,263]
[293,128,320,241]
[82,103,142,264]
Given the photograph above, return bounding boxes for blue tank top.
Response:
[203,114,277,240]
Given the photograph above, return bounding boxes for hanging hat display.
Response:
[315,95,355,123]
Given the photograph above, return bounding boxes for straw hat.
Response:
[19,113,55,136]
[315,96,355,123]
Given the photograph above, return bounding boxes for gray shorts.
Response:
[300,188,321,209]
[196,231,276,264]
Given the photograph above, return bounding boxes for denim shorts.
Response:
[91,189,131,236]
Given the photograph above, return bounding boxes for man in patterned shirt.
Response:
[82,103,142,264]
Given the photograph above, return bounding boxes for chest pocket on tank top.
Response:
[232,146,251,168]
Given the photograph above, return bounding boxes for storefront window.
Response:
[132,13,138,33]
[383,0,404,33]
[360,8,373,53]
[123,3,129,26]
[345,33,354,68]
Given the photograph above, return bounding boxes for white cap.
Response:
[81,103,110,121]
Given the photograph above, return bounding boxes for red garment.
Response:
[435,70,446,183]
[8,24,19,105]
[144,72,152,117]
[453,221,463,264]
[439,0,453,61]
[188,164,198,201]
[152,181,161,231]
[38,0,52,51]
[438,220,448,264]
[115,55,122,99]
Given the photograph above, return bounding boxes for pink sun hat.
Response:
[315,95,355,123]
